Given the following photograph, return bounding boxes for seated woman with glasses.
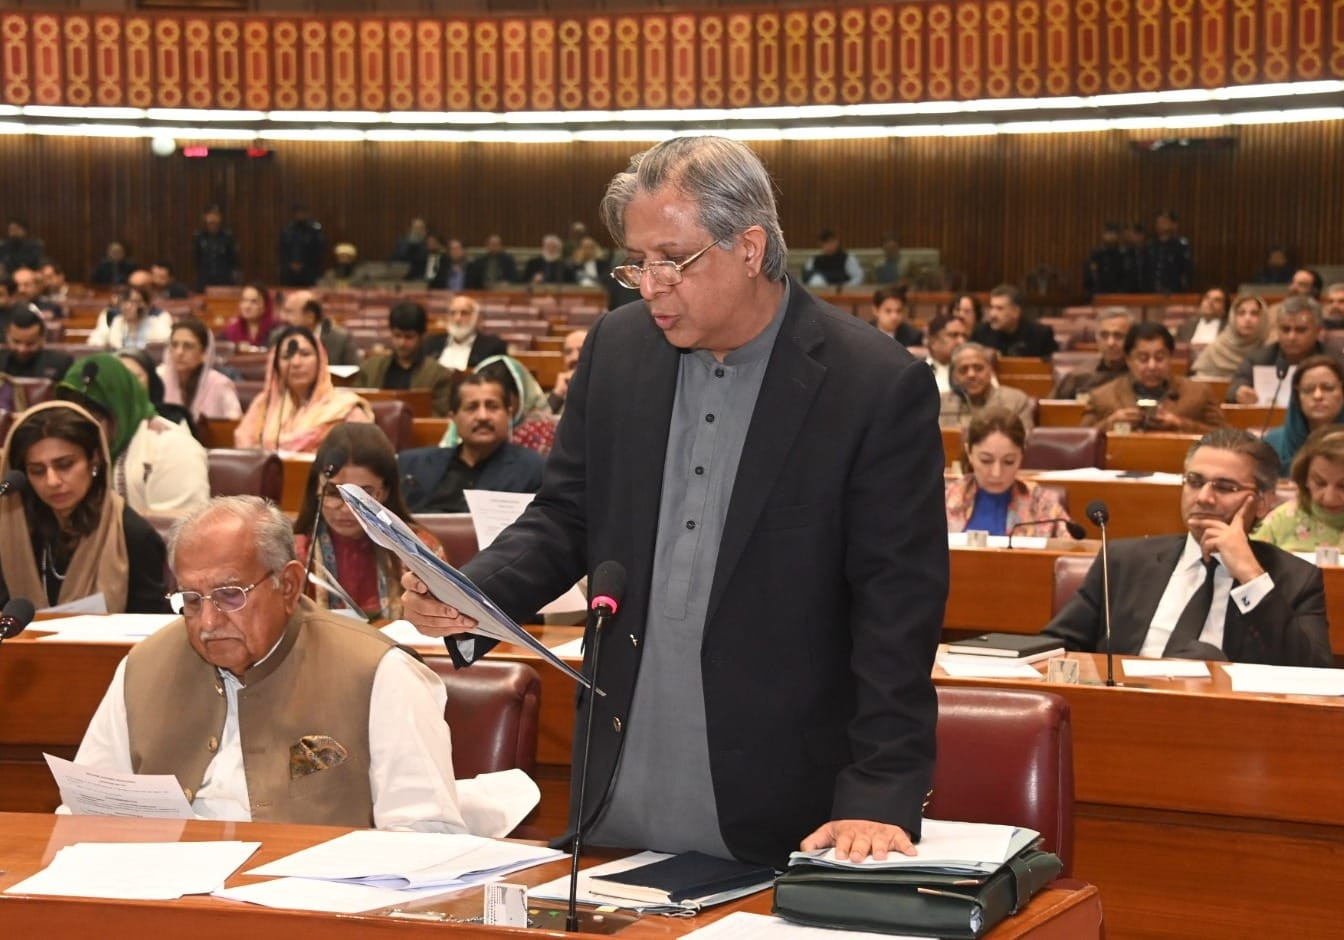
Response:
[0,401,166,613]
[293,424,446,620]
[1263,354,1344,476]
[158,316,243,424]
[1258,425,1344,551]
[945,408,1074,538]
[234,325,372,453]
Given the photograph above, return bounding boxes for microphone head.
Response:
[1085,500,1110,526]
[283,338,300,359]
[80,360,100,387]
[0,597,36,639]
[2,468,27,494]
[589,560,627,615]
[322,446,349,477]
[1064,520,1088,540]
[1276,360,1289,379]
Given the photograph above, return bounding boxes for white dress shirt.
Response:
[75,647,468,833]
[1139,534,1274,657]
[437,334,475,372]
[926,357,951,394]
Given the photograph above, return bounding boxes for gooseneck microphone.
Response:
[1259,360,1291,438]
[1005,517,1088,549]
[0,468,27,498]
[1086,499,1117,687]
[567,561,627,933]
[0,597,37,642]
[80,360,99,390]
[302,448,361,615]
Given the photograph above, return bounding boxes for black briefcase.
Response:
[771,844,1062,939]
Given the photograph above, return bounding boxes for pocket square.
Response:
[289,734,349,778]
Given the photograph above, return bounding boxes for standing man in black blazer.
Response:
[402,136,947,868]
[1046,428,1331,666]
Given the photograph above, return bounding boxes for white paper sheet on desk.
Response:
[33,613,179,643]
[947,533,1045,550]
[1121,658,1211,678]
[5,839,260,900]
[214,876,449,914]
[684,911,915,939]
[463,489,586,613]
[1252,364,1295,407]
[248,829,563,889]
[44,753,194,818]
[788,819,1031,874]
[337,484,593,690]
[547,635,586,658]
[936,654,1044,679]
[328,364,361,379]
[1031,467,1184,484]
[37,592,108,614]
[1222,663,1344,696]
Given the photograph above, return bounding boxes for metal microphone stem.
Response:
[1098,519,1115,686]
[567,606,610,932]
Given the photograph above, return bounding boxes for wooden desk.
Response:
[356,387,434,418]
[281,454,316,512]
[1103,432,1200,474]
[1025,473,1185,538]
[1037,399,1086,427]
[0,813,1100,939]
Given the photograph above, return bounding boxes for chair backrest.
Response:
[422,659,541,778]
[415,513,480,568]
[10,376,54,405]
[206,448,284,504]
[928,686,1075,874]
[369,398,412,451]
[1052,554,1093,616]
[1023,426,1105,470]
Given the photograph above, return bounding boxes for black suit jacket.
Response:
[421,331,508,368]
[1224,341,1331,403]
[455,281,947,866]
[464,252,519,288]
[1044,535,1331,667]
[971,318,1058,359]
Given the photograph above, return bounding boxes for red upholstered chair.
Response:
[1052,554,1094,616]
[206,448,284,504]
[415,513,480,568]
[1023,427,1106,471]
[927,686,1075,875]
[423,659,541,779]
[369,398,412,451]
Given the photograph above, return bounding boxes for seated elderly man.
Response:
[1084,321,1224,433]
[1051,308,1132,400]
[1045,429,1331,666]
[939,341,1034,431]
[73,496,469,831]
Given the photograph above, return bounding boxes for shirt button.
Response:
[705,414,715,423]
[694,466,704,475]
[686,520,696,530]
[207,737,219,753]
[715,368,725,378]
[629,634,639,647]
[611,716,623,733]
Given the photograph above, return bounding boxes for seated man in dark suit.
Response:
[0,307,72,381]
[422,295,508,371]
[269,289,359,367]
[523,234,575,285]
[971,284,1057,359]
[1045,428,1331,666]
[355,301,455,416]
[397,372,545,513]
[1051,308,1132,399]
[1227,296,1328,404]
[464,234,519,288]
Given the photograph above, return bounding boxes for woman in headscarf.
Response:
[0,401,166,613]
[293,424,445,620]
[1189,294,1270,380]
[219,283,276,349]
[115,347,197,438]
[58,354,210,516]
[233,324,372,453]
[437,353,557,455]
[157,316,243,423]
[1263,354,1344,475]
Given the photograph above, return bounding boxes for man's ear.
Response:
[278,559,306,609]
[739,226,767,277]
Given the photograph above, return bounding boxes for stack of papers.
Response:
[936,655,1044,680]
[34,613,179,643]
[684,911,911,938]
[215,829,564,913]
[1222,663,1344,696]
[6,840,259,900]
[788,819,1037,876]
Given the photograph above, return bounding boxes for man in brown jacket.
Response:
[1084,321,1225,433]
[355,301,456,416]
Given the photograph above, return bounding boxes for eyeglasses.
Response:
[167,573,274,617]
[610,240,719,290]
[1182,472,1258,496]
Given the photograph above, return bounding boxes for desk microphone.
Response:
[0,597,37,641]
[1085,499,1117,687]
[301,446,351,609]
[567,560,626,933]
[0,469,27,498]
[1006,517,1087,549]
[1259,360,1290,437]
[80,359,99,390]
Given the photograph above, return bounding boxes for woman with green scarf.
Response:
[57,353,210,517]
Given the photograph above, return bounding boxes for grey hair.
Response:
[1279,294,1322,325]
[1095,307,1134,328]
[950,341,998,371]
[167,495,296,574]
[1186,428,1280,494]
[1326,282,1344,296]
[599,136,789,282]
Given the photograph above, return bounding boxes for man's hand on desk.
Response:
[800,819,916,862]
[399,572,479,636]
